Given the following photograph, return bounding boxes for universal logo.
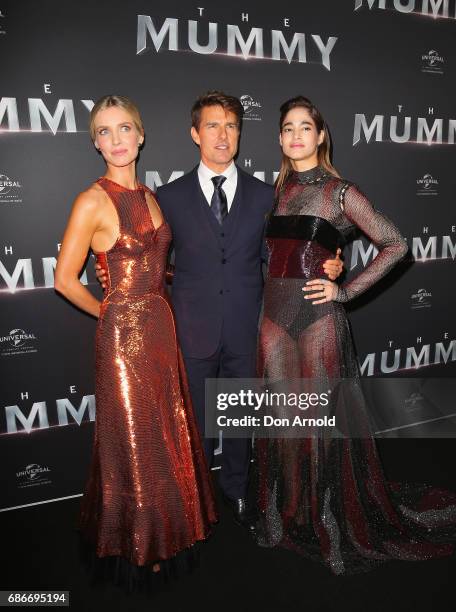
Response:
[0,328,38,356]
[240,95,262,122]
[416,173,438,196]
[411,288,432,309]
[421,50,444,75]
[16,464,52,489]
[0,173,22,204]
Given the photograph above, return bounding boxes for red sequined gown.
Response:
[78,177,217,585]
[250,166,456,574]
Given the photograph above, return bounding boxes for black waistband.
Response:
[266,214,345,253]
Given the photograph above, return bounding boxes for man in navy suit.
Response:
[98,91,342,529]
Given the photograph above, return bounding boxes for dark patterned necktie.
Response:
[211,175,228,224]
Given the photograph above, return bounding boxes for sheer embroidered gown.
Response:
[78,177,217,586]
[250,165,456,574]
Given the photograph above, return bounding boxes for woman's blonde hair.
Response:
[275,96,339,193]
[89,95,144,141]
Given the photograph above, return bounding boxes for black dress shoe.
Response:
[222,495,256,533]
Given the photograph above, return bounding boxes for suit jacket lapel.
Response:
[190,168,223,248]
[223,169,242,237]
[189,165,250,250]
[226,167,253,254]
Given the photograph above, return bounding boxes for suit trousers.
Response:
[183,342,255,500]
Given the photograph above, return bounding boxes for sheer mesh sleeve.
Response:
[334,185,408,303]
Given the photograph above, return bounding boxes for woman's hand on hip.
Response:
[302,279,339,305]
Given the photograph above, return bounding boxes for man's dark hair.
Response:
[191,91,244,130]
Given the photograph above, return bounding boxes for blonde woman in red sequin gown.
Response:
[55,95,217,589]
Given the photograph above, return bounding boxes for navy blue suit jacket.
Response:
[157,166,274,358]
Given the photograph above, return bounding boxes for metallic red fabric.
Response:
[78,177,217,571]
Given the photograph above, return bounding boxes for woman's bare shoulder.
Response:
[72,182,109,213]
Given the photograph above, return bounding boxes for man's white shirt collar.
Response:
[197,161,238,209]
[198,160,236,181]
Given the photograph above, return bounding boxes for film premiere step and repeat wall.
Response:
[1,0,455,511]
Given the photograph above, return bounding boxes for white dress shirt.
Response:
[197,160,238,212]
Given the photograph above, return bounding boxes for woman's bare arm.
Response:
[55,189,103,318]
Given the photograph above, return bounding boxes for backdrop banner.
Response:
[1,0,455,511]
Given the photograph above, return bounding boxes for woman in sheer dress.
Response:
[250,95,456,575]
